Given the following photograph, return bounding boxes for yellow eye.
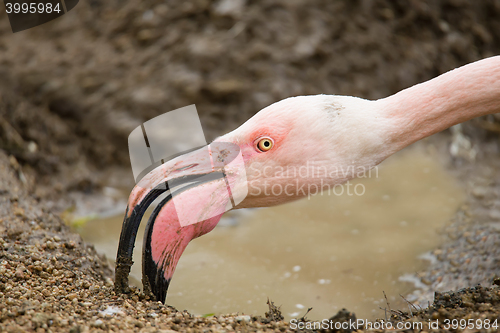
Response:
[256,138,273,152]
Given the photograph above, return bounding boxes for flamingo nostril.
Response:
[174,163,198,172]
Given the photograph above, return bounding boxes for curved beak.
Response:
[114,142,247,302]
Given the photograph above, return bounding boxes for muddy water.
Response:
[78,145,464,321]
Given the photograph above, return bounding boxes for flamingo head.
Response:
[114,95,392,302]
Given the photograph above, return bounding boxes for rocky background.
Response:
[1,0,500,188]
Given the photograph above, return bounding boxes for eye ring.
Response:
[256,137,274,152]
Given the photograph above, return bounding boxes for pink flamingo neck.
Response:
[378,56,500,154]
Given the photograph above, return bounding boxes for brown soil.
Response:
[1,0,500,332]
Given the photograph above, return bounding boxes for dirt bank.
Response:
[1,0,500,332]
[1,0,500,174]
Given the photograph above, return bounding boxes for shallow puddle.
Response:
[78,145,464,321]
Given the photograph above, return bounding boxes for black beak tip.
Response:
[114,256,134,294]
[142,271,171,303]
[115,174,219,302]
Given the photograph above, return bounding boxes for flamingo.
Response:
[115,56,500,303]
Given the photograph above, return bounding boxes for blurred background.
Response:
[1,0,500,320]
[1,0,499,190]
